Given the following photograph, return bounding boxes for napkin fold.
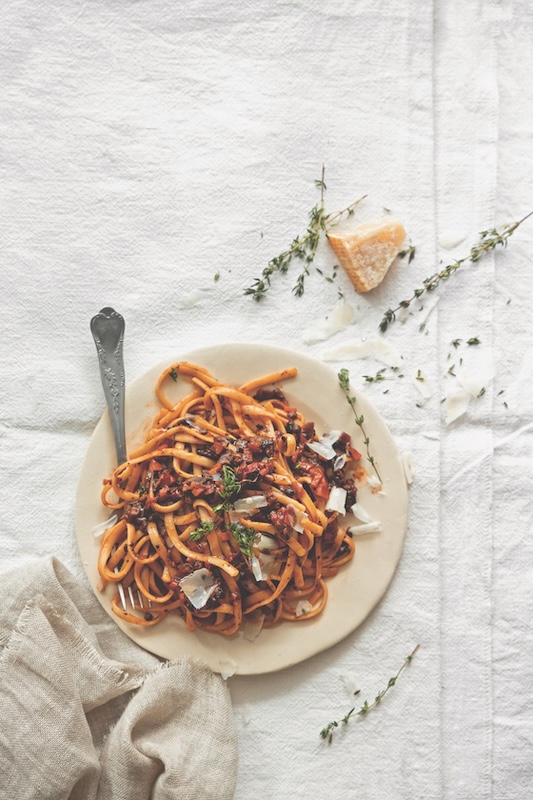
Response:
[0,558,237,800]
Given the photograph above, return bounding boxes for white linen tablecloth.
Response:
[1,1,532,798]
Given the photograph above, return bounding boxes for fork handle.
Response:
[90,307,128,466]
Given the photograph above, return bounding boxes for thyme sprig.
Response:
[213,466,241,513]
[338,368,383,483]
[379,213,532,333]
[320,644,420,744]
[245,169,366,300]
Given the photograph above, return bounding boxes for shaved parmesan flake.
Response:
[326,486,347,514]
[218,659,237,680]
[412,368,432,399]
[322,335,403,368]
[179,568,217,609]
[233,495,268,514]
[252,536,278,579]
[334,453,347,471]
[320,429,342,447]
[351,502,372,523]
[306,429,341,461]
[256,552,276,580]
[292,518,305,534]
[367,474,382,489]
[254,533,278,551]
[402,452,415,484]
[242,614,264,642]
[303,299,355,344]
[306,440,336,460]
[287,504,310,533]
[178,289,204,308]
[456,355,495,398]
[250,556,264,583]
[347,521,382,535]
[439,231,466,250]
[445,387,471,424]
[295,600,314,617]
[92,514,118,539]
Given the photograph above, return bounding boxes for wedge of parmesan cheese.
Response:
[327,218,406,293]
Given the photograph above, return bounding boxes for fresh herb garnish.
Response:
[398,242,416,263]
[363,369,386,384]
[245,168,366,300]
[317,265,338,285]
[467,337,481,346]
[380,213,532,332]
[320,644,420,745]
[229,522,256,558]
[138,485,147,497]
[214,271,220,283]
[189,520,214,542]
[169,367,178,382]
[213,466,241,513]
[338,368,383,483]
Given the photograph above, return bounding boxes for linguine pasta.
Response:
[97,361,360,636]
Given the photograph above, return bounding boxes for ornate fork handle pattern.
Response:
[90,307,127,466]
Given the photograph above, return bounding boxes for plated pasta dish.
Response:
[97,361,365,637]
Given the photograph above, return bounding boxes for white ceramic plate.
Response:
[76,343,408,675]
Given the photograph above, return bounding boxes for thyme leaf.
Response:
[245,167,366,300]
[380,213,532,332]
[363,368,387,384]
[189,521,214,542]
[213,466,241,513]
[229,522,256,559]
[398,242,416,263]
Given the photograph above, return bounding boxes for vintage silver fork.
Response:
[90,307,127,466]
[90,307,140,612]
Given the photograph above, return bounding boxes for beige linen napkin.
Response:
[0,558,237,800]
